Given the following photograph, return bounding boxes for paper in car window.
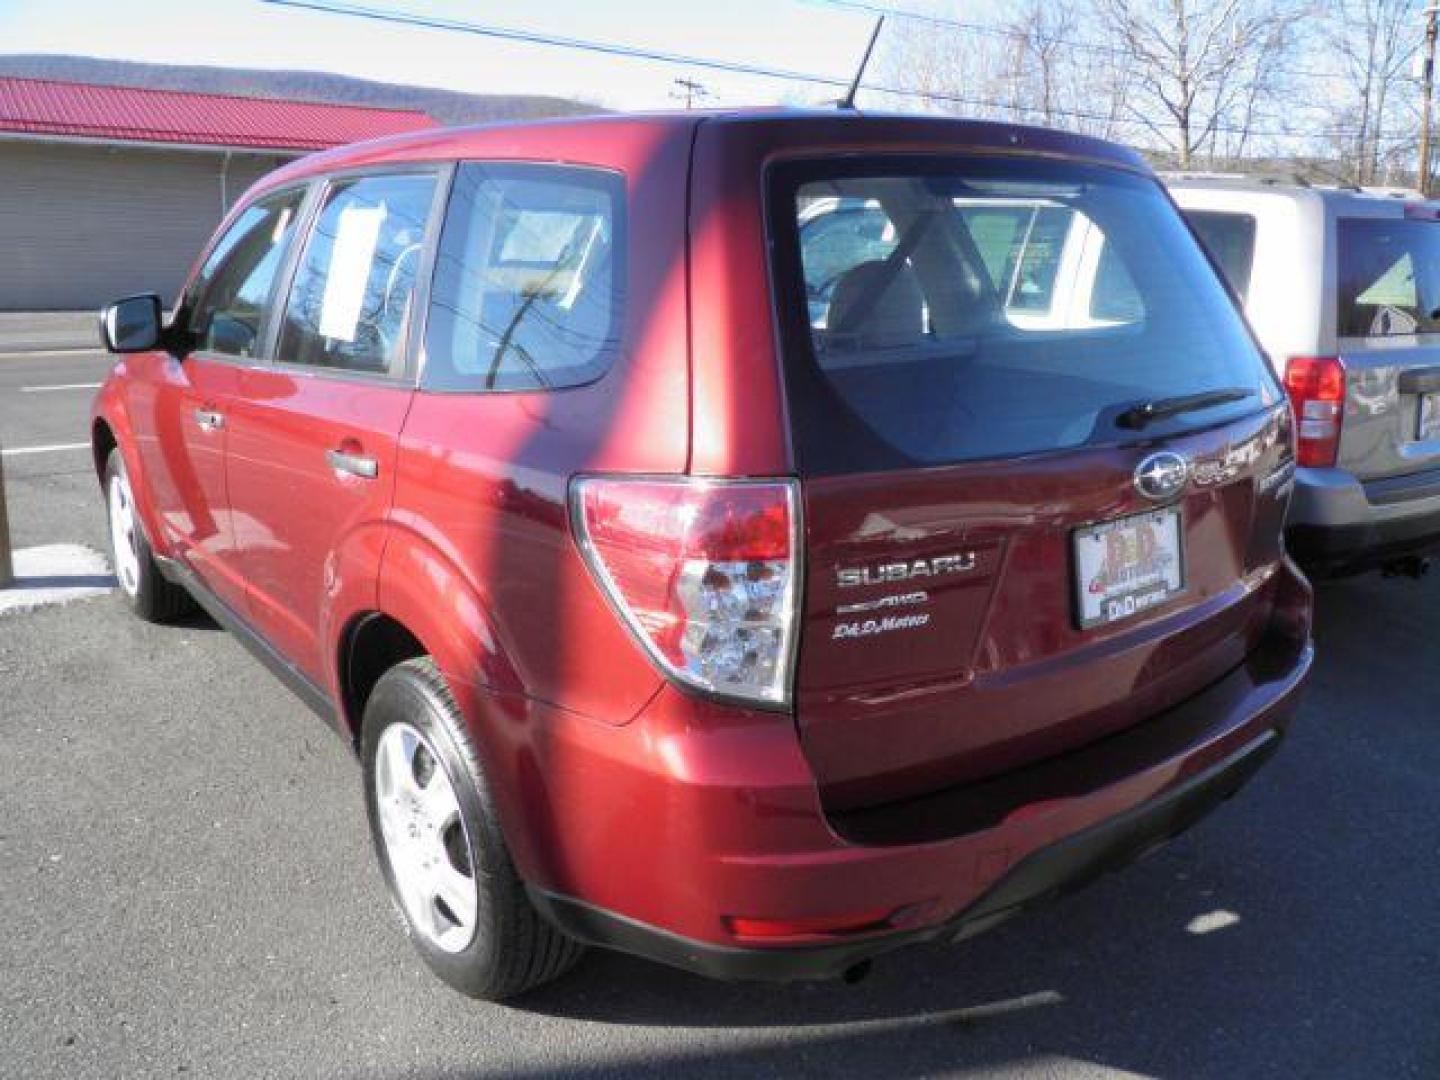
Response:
[318,204,384,342]
[270,207,293,245]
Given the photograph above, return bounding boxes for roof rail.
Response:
[1257,173,1314,188]
[1161,171,1317,188]
[1158,170,1249,181]
[1360,185,1425,199]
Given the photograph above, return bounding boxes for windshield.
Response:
[772,156,1279,472]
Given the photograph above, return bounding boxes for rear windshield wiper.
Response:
[1115,388,1256,430]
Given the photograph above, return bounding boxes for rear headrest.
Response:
[825,260,925,349]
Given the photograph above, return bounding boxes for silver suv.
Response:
[1168,176,1440,577]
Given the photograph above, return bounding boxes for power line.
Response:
[259,0,1373,142]
[261,0,856,86]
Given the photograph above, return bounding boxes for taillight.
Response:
[1284,356,1345,467]
[571,477,800,707]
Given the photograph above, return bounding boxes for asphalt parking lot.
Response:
[1,325,1437,1079]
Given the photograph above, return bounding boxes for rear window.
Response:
[1185,210,1257,301]
[1337,217,1440,337]
[770,156,1278,473]
[423,163,623,392]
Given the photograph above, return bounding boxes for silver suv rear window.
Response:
[1337,217,1440,337]
[770,156,1278,473]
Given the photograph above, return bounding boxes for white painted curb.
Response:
[0,544,116,616]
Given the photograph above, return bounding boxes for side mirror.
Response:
[99,293,163,353]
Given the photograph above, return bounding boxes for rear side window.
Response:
[1337,217,1440,337]
[276,172,438,376]
[422,163,624,393]
[1184,210,1258,301]
[772,157,1278,473]
[187,189,305,359]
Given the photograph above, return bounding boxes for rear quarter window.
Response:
[422,163,624,393]
[1184,210,1258,302]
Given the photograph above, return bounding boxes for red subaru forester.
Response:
[92,111,1312,1000]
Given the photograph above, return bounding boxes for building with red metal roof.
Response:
[0,76,435,151]
[0,76,437,309]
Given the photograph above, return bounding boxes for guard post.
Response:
[0,442,13,588]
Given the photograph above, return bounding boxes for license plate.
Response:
[1418,393,1440,441]
[1073,508,1185,629]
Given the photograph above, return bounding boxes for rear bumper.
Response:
[1289,465,1440,575]
[499,564,1312,982]
[1288,513,1440,576]
[529,728,1283,982]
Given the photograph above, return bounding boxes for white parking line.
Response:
[0,348,99,360]
[0,543,115,616]
[18,382,102,393]
[1,442,91,457]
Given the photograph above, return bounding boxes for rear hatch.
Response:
[769,154,1294,811]
[1333,210,1440,481]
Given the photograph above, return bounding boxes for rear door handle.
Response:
[326,448,379,480]
[194,408,224,432]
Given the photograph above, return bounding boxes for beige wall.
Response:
[0,139,293,311]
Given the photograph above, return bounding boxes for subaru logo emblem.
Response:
[1134,452,1190,502]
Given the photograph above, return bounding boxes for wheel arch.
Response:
[91,416,118,485]
[334,526,524,743]
[336,611,428,747]
[335,600,549,889]
[91,402,173,561]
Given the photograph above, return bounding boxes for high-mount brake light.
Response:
[571,477,801,707]
[1284,356,1345,468]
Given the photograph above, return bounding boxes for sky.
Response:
[0,0,921,110]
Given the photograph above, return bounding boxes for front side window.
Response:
[775,157,1278,473]
[1185,210,1258,302]
[276,172,437,375]
[187,188,305,358]
[423,163,624,392]
[1337,217,1440,337]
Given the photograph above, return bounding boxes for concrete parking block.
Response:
[0,543,114,615]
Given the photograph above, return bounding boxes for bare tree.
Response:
[875,7,1013,119]
[1093,0,1305,168]
[999,1,1093,127]
[875,0,1327,170]
[1213,11,1302,163]
[1002,0,1077,125]
[1328,0,1418,184]
[999,0,1133,139]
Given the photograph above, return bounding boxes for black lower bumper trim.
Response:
[1288,508,1440,577]
[528,729,1282,983]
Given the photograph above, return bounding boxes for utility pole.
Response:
[1420,5,1438,195]
[671,77,709,110]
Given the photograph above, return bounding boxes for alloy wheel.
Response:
[373,722,478,953]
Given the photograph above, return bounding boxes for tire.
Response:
[103,449,194,622]
[361,657,584,1000]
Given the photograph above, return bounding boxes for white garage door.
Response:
[0,140,290,311]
